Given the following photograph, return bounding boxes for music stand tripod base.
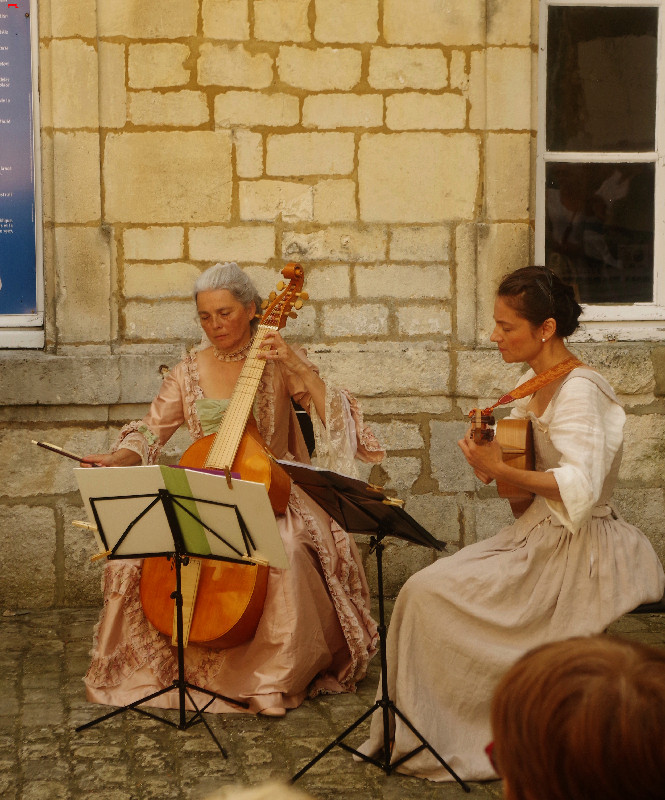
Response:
[76,676,247,757]
[289,533,470,793]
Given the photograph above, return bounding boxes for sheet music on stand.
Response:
[276,459,445,550]
[76,464,287,567]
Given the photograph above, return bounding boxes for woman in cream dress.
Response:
[360,266,665,781]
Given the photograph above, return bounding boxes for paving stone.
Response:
[21,704,65,727]
[0,694,20,716]
[0,774,16,800]
[22,672,60,690]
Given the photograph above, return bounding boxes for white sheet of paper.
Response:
[182,469,287,569]
[75,466,170,556]
[75,465,288,568]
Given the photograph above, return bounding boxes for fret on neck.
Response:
[204,325,276,469]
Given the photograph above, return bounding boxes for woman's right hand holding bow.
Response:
[79,448,142,468]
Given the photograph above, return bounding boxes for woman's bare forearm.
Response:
[493,461,562,501]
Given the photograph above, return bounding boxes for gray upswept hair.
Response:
[193,262,262,314]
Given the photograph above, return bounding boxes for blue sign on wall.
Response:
[0,2,37,315]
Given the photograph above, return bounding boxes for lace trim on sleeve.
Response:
[344,390,385,462]
[254,361,277,446]
[288,486,377,694]
[310,387,385,477]
[112,422,161,465]
[182,349,204,441]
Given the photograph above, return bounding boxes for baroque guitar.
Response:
[469,409,535,517]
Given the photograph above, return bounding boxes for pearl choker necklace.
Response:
[213,337,254,362]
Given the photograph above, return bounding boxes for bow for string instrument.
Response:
[140,263,308,650]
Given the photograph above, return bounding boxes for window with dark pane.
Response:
[547,6,658,152]
[545,161,654,304]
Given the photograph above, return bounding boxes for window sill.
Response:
[0,329,45,349]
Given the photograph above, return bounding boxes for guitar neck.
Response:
[204,325,275,469]
[469,408,495,444]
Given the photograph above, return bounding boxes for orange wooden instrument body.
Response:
[469,411,535,518]
[139,551,270,649]
[139,263,304,650]
[178,418,292,515]
[495,418,535,517]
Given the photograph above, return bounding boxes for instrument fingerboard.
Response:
[204,325,276,470]
[469,408,495,445]
[174,558,202,647]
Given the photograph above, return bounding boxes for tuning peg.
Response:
[288,311,298,319]
[269,291,277,301]
[276,280,286,291]
[297,291,309,300]
[294,299,303,310]
[260,299,269,309]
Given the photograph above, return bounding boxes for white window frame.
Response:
[536,0,665,339]
[0,0,43,349]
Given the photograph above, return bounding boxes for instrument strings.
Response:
[205,324,276,468]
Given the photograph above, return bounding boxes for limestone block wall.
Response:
[1,0,663,610]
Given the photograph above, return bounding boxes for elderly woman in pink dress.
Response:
[82,261,384,718]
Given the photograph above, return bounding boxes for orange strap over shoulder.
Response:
[481,356,583,415]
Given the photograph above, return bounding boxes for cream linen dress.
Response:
[84,346,384,715]
[360,368,665,781]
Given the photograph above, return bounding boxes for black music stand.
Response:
[75,466,284,757]
[277,461,470,792]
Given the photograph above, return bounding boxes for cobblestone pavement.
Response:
[2,605,664,800]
